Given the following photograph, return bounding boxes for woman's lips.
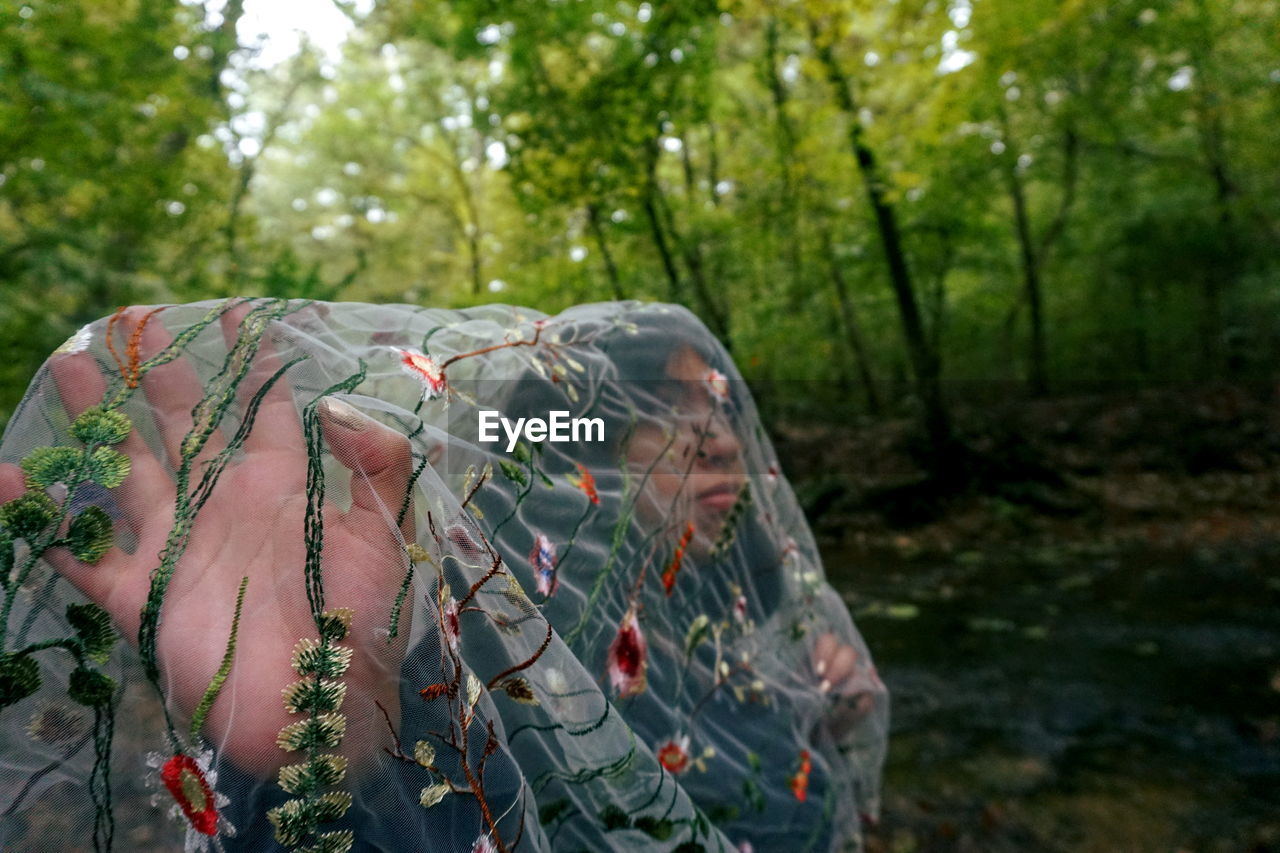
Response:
[697,482,740,511]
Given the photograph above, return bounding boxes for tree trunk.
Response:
[586,203,624,299]
[822,230,882,413]
[1004,164,1049,396]
[811,25,951,452]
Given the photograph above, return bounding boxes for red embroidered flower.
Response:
[146,746,234,850]
[733,594,748,624]
[567,463,599,504]
[789,749,812,802]
[656,736,691,774]
[661,522,695,596]
[530,532,558,597]
[396,347,447,399]
[162,754,218,835]
[471,834,497,853]
[607,606,647,698]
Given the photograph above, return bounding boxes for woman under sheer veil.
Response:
[0,298,887,852]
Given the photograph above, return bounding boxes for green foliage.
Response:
[2,0,1278,431]
[0,0,240,429]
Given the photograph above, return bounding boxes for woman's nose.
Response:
[697,415,742,468]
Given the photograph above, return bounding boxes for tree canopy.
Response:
[2,0,1277,431]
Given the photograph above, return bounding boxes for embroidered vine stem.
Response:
[136,300,295,743]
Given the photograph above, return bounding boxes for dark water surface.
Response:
[825,539,1280,852]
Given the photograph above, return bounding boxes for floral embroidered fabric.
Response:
[0,299,887,852]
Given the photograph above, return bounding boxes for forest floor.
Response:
[784,384,1280,852]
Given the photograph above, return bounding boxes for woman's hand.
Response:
[0,305,416,776]
[811,631,878,740]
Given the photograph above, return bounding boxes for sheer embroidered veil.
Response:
[0,299,887,852]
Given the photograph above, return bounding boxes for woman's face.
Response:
[625,346,746,560]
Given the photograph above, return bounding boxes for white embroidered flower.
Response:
[54,324,93,355]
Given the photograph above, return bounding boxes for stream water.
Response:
[825,539,1280,851]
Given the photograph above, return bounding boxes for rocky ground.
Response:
[780,384,1280,852]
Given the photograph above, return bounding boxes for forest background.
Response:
[2,0,1278,849]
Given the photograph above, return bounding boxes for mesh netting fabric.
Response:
[0,299,887,852]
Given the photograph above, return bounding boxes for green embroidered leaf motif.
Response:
[290,638,353,678]
[498,676,538,705]
[0,531,13,577]
[268,799,313,846]
[512,441,531,463]
[301,829,354,853]
[634,816,675,840]
[0,492,59,539]
[413,739,435,768]
[0,653,40,709]
[276,712,347,751]
[418,782,449,808]
[317,607,353,642]
[498,459,529,487]
[278,754,347,795]
[70,407,131,446]
[282,678,347,715]
[87,446,130,488]
[600,803,630,830]
[190,576,248,741]
[66,603,115,664]
[684,614,711,657]
[66,506,114,563]
[538,798,569,825]
[705,803,740,822]
[67,666,116,707]
[743,777,765,812]
[20,447,84,488]
[312,790,353,823]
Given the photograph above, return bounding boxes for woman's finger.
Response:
[822,644,859,693]
[48,352,170,531]
[129,306,228,467]
[813,631,839,677]
[320,397,414,544]
[0,462,134,624]
[219,301,303,453]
